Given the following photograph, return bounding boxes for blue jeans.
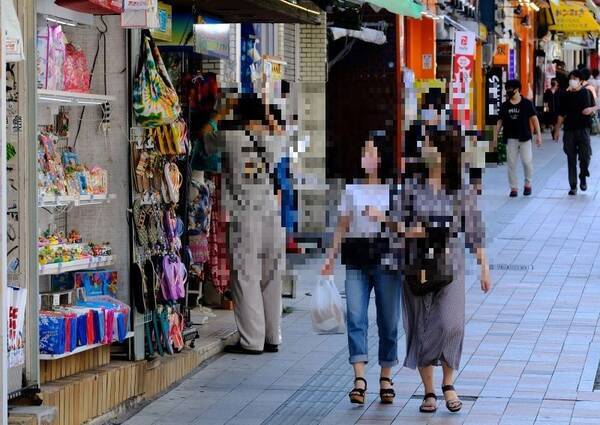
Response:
[345,266,402,368]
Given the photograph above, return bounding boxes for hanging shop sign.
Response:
[422,54,433,70]
[550,0,600,34]
[485,66,503,125]
[451,31,476,126]
[263,56,286,81]
[493,43,509,65]
[509,48,516,80]
[150,2,172,41]
[193,24,231,60]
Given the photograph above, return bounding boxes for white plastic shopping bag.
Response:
[2,0,25,62]
[311,275,346,334]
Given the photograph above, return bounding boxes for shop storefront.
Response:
[1,0,323,423]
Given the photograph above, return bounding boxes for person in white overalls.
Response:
[205,93,287,354]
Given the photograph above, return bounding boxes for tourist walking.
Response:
[543,78,560,133]
[394,93,492,413]
[554,70,598,195]
[494,79,542,197]
[321,131,400,405]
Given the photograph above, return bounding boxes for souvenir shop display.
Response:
[130,30,192,359]
[36,24,92,92]
[39,294,130,356]
[37,129,109,198]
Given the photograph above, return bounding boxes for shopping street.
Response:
[122,136,600,425]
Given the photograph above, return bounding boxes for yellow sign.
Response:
[550,1,600,34]
[263,56,286,81]
[494,43,509,65]
[150,2,172,42]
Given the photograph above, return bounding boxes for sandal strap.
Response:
[354,377,367,387]
[379,377,393,384]
[380,388,395,396]
[442,385,455,393]
[423,392,437,400]
[350,388,365,396]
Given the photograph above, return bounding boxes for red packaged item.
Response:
[54,0,122,15]
[63,43,90,93]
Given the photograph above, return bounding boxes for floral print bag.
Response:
[133,30,181,128]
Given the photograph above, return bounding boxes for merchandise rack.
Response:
[38,193,117,208]
[37,89,116,105]
[38,255,114,275]
[39,331,134,360]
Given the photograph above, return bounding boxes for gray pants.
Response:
[229,213,285,351]
[506,139,533,189]
[563,129,592,189]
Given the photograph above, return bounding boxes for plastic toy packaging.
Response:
[36,24,66,91]
[63,43,90,93]
[39,312,66,354]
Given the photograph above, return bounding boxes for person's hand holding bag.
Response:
[311,275,346,334]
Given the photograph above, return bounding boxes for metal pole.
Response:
[1,0,11,420]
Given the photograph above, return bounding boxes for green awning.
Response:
[366,0,424,18]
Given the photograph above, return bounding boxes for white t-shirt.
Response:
[339,183,390,237]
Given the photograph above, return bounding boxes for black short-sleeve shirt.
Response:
[499,97,537,142]
[558,89,595,131]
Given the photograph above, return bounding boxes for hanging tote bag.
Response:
[2,0,25,62]
[311,276,346,334]
[133,30,181,128]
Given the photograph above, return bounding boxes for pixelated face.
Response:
[361,139,380,175]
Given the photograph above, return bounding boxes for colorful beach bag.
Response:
[133,30,181,128]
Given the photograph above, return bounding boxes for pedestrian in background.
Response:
[543,78,560,134]
[494,79,543,198]
[393,90,491,414]
[554,69,598,195]
[321,131,400,406]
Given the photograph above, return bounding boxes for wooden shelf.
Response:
[39,331,133,360]
[38,256,114,276]
[38,193,116,208]
[37,89,116,105]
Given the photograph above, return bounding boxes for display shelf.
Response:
[37,89,116,105]
[38,193,117,208]
[38,255,114,275]
[39,331,134,360]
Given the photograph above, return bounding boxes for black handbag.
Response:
[404,225,454,296]
[341,237,390,268]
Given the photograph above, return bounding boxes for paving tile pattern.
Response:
[124,137,600,425]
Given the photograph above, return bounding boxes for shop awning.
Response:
[549,0,600,34]
[348,0,424,18]
[187,0,322,24]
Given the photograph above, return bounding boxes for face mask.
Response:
[361,155,378,171]
[506,89,515,99]
[569,79,581,89]
[422,109,437,122]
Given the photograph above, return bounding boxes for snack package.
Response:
[63,43,90,93]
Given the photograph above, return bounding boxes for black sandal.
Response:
[419,393,437,413]
[349,377,367,404]
[379,377,395,404]
[442,385,462,412]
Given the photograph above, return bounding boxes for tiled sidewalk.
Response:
[123,136,600,425]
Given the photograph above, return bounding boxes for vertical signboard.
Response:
[485,66,503,125]
[509,48,516,80]
[451,30,476,126]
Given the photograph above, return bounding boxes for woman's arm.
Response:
[476,247,492,293]
[321,214,350,275]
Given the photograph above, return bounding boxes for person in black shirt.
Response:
[554,70,598,195]
[494,79,542,197]
[543,78,560,133]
